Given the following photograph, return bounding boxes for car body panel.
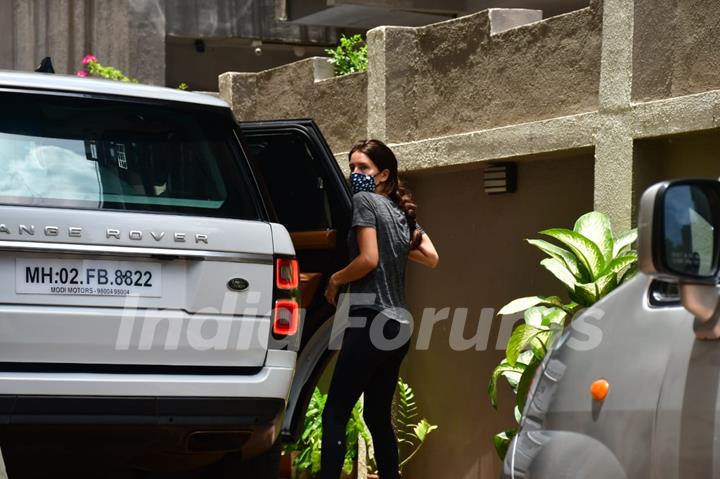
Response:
[504,274,720,478]
[0,70,229,108]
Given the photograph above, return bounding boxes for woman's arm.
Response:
[409,232,439,268]
[324,226,378,306]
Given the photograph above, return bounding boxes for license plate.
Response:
[16,259,162,297]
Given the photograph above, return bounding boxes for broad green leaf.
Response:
[542,307,568,327]
[620,264,639,283]
[516,357,542,414]
[499,295,567,315]
[499,296,545,315]
[574,212,614,264]
[506,324,542,366]
[530,330,554,358]
[516,350,535,366]
[613,229,638,257]
[489,359,525,407]
[526,239,588,281]
[541,228,606,280]
[514,405,522,423]
[595,272,618,298]
[501,369,523,392]
[494,429,517,460]
[540,258,578,291]
[524,306,545,328]
[507,323,553,367]
[530,335,546,358]
[574,281,598,306]
[603,251,638,276]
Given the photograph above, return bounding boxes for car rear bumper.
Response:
[0,351,295,474]
[0,350,295,399]
[0,396,286,426]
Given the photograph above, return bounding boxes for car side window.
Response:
[243,132,333,232]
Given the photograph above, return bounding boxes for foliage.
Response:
[77,53,190,90]
[325,34,368,76]
[286,387,370,476]
[77,54,137,83]
[489,212,638,459]
[285,377,437,476]
[392,378,439,474]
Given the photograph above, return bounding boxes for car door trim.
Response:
[0,240,273,264]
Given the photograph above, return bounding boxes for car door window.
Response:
[243,131,333,232]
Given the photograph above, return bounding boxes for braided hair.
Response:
[349,139,423,250]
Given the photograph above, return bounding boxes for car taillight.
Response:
[273,299,299,336]
[276,258,299,290]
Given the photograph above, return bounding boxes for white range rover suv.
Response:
[0,71,354,478]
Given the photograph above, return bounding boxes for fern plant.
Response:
[393,378,438,474]
[489,212,638,459]
[288,387,370,476]
[287,378,437,477]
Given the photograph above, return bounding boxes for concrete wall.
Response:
[220,6,589,153]
[219,58,368,153]
[632,0,720,101]
[634,130,720,191]
[369,4,602,142]
[0,0,165,85]
[403,153,595,477]
[166,37,333,91]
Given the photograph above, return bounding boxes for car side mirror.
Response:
[638,179,720,337]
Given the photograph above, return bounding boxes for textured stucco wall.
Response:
[220,58,368,153]
[369,3,602,143]
[632,0,720,101]
[402,153,595,479]
[0,0,165,85]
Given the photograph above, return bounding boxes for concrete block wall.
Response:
[632,0,720,101]
[220,5,580,151]
[219,57,367,153]
[367,4,602,142]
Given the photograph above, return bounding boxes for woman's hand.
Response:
[324,274,342,306]
[409,232,439,268]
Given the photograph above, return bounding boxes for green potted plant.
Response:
[488,211,638,459]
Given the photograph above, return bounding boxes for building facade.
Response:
[220,0,720,476]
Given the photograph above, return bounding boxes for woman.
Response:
[322,139,439,479]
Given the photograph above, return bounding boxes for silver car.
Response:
[0,71,355,478]
[503,178,720,478]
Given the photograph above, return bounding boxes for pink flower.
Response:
[82,54,97,65]
[76,70,88,77]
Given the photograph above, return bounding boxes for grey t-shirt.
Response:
[345,191,423,324]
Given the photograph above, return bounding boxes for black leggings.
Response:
[320,308,411,479]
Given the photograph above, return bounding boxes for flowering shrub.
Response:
[76,54,189,90]
[76,54,137,83]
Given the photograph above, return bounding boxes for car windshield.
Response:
[0,91,260,220]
